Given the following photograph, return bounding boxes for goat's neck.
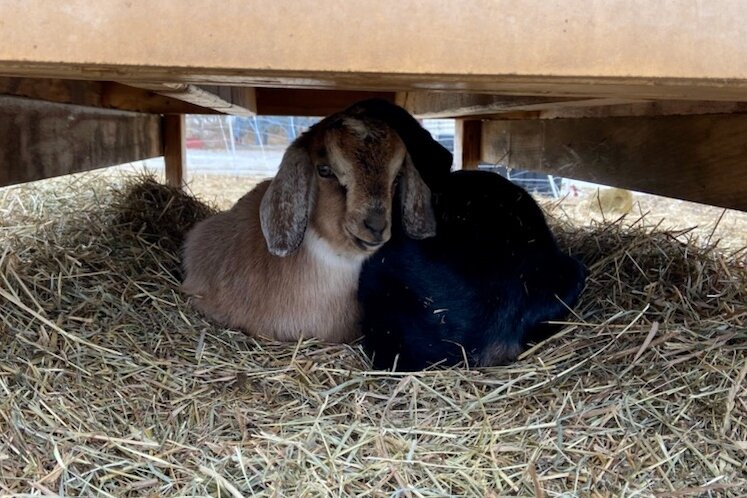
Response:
[302,228,367,272]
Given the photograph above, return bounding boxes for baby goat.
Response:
[182,105,436,342]
[353,99,586,370]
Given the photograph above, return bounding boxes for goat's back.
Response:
[182,182,268,327]
[359,171,586,370]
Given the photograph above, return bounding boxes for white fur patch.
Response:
[255,228,365,342]
[303,228,366,270]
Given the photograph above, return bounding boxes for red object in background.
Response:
[186,137,204,149]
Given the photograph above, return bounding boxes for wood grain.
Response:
[1,1,747,100]
[163,115,186,189]
[0,77,219,114]
[0,96,162,187]
[481,115,747,211]
[455,120,482,170]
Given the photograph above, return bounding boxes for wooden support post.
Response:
[480,114,747,212]
[0,96,161,187]
[454,119,482,170]
[163,115,186,189]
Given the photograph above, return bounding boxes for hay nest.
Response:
[1,173,745,497]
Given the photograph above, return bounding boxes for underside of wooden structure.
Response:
[1,1,746,210]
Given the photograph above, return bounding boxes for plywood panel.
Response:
[1,1,747,100]
[480,115,747,211]
[0,96,162,187]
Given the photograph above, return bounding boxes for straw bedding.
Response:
[1,172,745,497]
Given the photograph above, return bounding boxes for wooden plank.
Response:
[536,101,747,120]
[1,1,747,101]
[163,115,186,189]
[125,83,256,116]
[450,100,747,122]
[103,83,222,114]
[454,120,482,170]
[399,93,747,120]
[255,88,395,116]
[0,96,162,187]
[200,85,257,113]
[480,115,747,212]
[0,77,220,115]
[398,92,642,119]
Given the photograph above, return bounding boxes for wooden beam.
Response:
[0,77,220,115]
[442,100,747,123]
[255,88,395,116]
[2,1,747,101]
[398,92,643,119]
[480,115,747,211]
[0,96,162,187]
[536,100,747,120]
[103,83,222,114]
[199,85,257,113]
[125,83,256,116]
[163,115,186,189]
[454,120,482,170]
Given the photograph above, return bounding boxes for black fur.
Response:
[351,100,586,371]
[359,170,585,370]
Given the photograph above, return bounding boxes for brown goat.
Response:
[182,106,436,342]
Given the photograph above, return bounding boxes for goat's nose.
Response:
[364,210,388,240]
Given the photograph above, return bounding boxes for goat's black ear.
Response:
[260,144,314,256]
[399,153,437,239]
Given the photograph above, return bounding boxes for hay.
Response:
[1,172,745,497]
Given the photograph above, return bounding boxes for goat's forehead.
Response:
[328,135,404,175]
[340,117,375,138]
[325,124,405,169]
[323,114,394,142]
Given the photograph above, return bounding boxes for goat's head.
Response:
[260,111,436,257]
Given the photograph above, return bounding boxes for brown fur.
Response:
[181,110,435,342]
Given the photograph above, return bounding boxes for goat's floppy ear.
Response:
[399,153,437,239]
[260,144,315,256]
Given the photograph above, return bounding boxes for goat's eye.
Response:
[317,165,335,178]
